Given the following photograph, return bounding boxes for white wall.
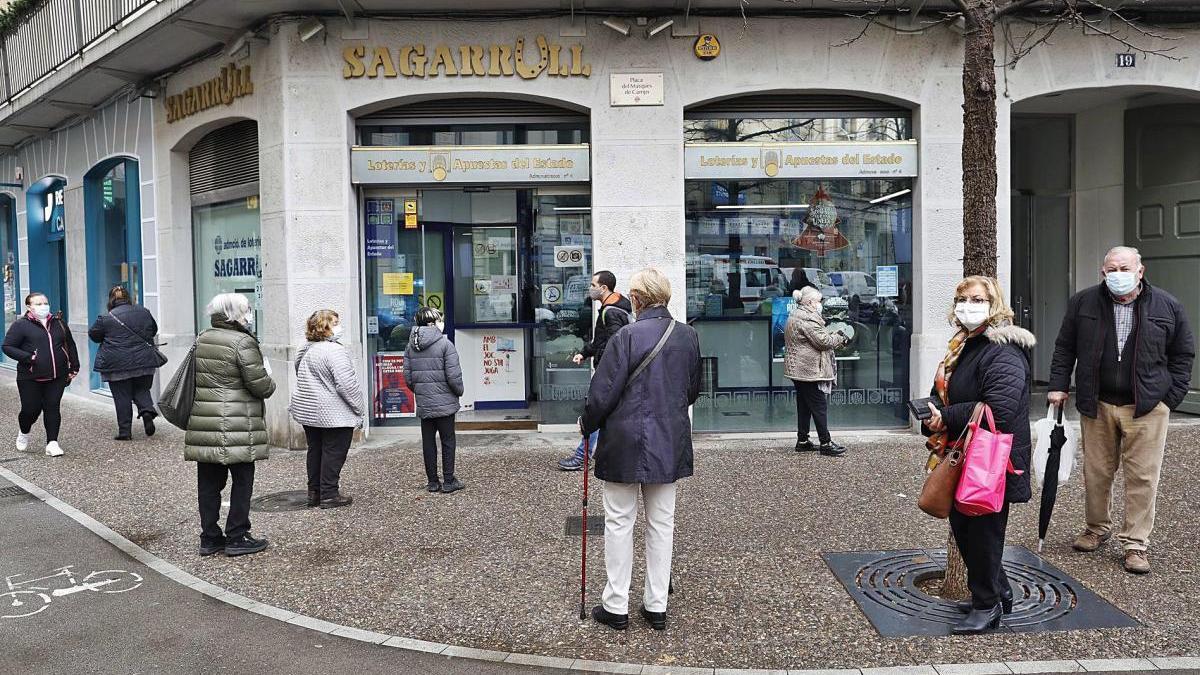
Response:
[1073,100,1127,290]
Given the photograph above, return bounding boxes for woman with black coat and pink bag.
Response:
[923,276,1034,635]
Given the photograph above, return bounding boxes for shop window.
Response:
[0,194,19,362]
[685,178,914,432]
[192,197,262,333]
[683,116,910,144]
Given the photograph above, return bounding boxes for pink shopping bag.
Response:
[954,404,1022,516]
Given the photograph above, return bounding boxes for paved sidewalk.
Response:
[2,382,1198,671]
[0,472,557,674]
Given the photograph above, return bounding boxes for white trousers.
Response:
[601,481,677,614]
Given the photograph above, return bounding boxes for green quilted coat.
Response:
[183,316,276,464]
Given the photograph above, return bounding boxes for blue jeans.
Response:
[573,429,600,461]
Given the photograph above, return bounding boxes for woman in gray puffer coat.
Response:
[784,286,849,456]
[290,309,364,510]
[403,307,465,494]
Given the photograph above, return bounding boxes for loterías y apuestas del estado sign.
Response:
[342,36,591,80]
[165,63,254,123]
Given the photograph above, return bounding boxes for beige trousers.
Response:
[1079,401,1170,552]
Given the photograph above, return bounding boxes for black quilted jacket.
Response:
[932,324,1036,504]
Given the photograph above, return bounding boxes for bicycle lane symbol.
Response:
[1,565,143,619]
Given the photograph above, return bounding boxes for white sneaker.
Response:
[15,432,30,452]
[44,441,63,457]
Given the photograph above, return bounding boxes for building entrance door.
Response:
[1125,104,1200,413]
[1011,192,1070,384]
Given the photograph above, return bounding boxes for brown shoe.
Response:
[1124,550,1151,575]
[1072,530,1111,552]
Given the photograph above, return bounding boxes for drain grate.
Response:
[0,485,31,500]
[565,515,605,536]
[823,546,1139,637]
[249,490,313,512]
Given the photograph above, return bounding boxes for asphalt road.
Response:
[0,475,559,675]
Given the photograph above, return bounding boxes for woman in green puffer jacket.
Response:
[185,293,276,558]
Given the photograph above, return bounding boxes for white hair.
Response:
[793,287,822,305]
[1103,246,1142,267]
[206,292,252,324]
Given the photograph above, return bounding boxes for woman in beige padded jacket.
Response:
[783,286,849,456]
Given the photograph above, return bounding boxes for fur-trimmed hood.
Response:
[983,323,1036,349]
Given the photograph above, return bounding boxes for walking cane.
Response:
[579,432,590,620]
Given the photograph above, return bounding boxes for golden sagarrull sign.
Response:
[165,63,253,124]
[343,35,591,80]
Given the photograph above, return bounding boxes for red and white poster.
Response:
[373,352,415,419]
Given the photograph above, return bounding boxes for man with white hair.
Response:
[1048,246,1195,574]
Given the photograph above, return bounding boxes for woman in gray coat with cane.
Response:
[580,267,701,632]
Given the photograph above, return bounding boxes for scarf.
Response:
[925,324,986,456]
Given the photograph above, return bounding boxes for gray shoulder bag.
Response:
[624,319,676,391]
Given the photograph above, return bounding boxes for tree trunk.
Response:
[960,2,998,278]
[942,1,999,601]
[942,532,970,599]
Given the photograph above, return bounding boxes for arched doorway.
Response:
[85,157,143,390]
[25,176,69,322]
[1010,86,1200,413]
[352,96,592,429]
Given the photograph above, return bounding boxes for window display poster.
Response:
[876,265,899,298]
[365,199,396,258]
[373,352,415,419]
[454,328,527,408]
[192,198,262,334]
[771,296,797,360]
[383,272,413,295]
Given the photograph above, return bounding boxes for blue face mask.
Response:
[1105,271,1138,296]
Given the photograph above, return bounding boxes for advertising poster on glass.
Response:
[373,352,416,419]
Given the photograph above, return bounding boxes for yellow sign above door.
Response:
[343,36,591,80]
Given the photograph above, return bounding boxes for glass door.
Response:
[87,160,144,390]
[530,190,592,424]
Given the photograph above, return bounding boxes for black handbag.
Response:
[158,340,198,430]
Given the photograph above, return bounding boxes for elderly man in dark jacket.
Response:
[1048,246,1195,575]
[89,286,164,440]
[581,268,701,632]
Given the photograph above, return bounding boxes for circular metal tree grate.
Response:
[823,546,1138,636]
[249,490,312,512]
[854,550,1076,629]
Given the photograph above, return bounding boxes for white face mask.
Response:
[330,324,344,340]
[435,320,445,333]
[954,301,990,330]
[243,313,255,330]
[1105,270,1138,296]
[30,303,50,320]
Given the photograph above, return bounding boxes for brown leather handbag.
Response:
[918,403,983,519]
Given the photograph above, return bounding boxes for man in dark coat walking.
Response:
[1048,246,1195,575]
[580,268,701,632]
[557,270,632,471]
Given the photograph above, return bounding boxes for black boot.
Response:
[306,489,320,507]
[819,440,846,456]
[591,605,628,630]
[954,589,1013,614]
[794,437,815,452]
[951,604,1003,634]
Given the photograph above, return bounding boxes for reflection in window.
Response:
[685,178,913,432]
[683,117,911,144]
[359,124,587,147]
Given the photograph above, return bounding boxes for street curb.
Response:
[1,465,1196,675]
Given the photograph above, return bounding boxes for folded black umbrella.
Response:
[1038,403,1068,552]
